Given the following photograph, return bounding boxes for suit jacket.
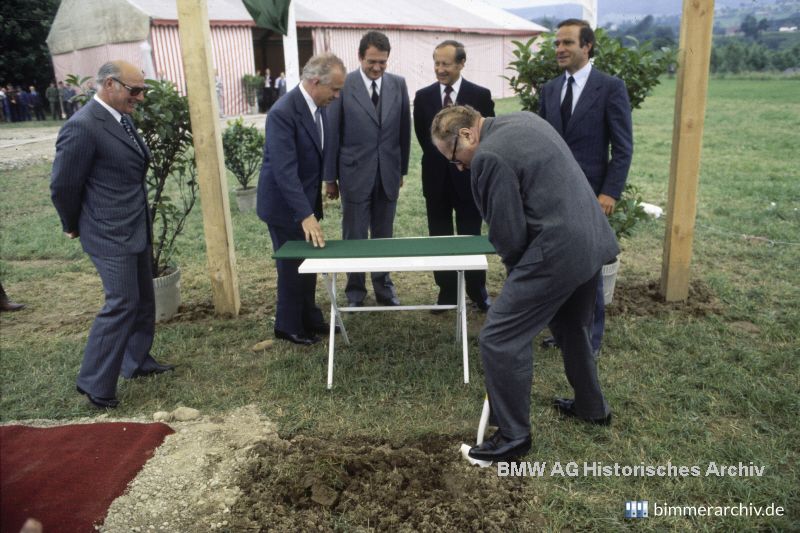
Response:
[51,99,151,257]
[539,68,633,200]
[257,86,328,228]
[471,113,619,311]
[326,70,411,202]
[413,78,494,204]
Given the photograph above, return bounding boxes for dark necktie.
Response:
[314,107,323,148]
[560,75,575,130]
[371,80,379,108]
[443,84,454,107]
[120,115,143,156]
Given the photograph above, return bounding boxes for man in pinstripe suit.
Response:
[51,60,174,409]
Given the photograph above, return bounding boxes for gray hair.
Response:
[431,105,481,143]
[96,62,122,85]
[301,52,345,84]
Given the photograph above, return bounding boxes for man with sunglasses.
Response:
[430,105,617,461]
[51,60,174,410]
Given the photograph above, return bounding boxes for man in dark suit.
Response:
[257,53,346,346]
[413,40,494,310]
[539,19,633,356]
[51,60,174,409]
[325,31,411,307]
[431,106,617,461]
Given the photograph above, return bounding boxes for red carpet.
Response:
[1,422,174,533]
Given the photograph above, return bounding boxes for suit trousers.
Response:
[424,192,488,305]
[341,176,398,304]
[268,223,324,334]
[78,247,156,398]
[480,269,609,440]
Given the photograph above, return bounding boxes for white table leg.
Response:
[458,270,469,384]
[321,273,339,390]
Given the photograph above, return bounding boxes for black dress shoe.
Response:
[0,299,25,312]
[274,329,320,345]
[468,429,532,461]
[376,296,401,306]
[347,301,364,308]
[552,397,612,425]
[130,362,176,379]
[308,323,341,335]
[77,386,119,409]
[472,298,491,312]
[540,335,559,349]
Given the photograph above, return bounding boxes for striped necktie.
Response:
[120,115,143,156]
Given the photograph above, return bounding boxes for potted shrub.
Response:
[602,184,649,304]
[133,79,198,321]
[222,117,264,212]
[242,73,264,114]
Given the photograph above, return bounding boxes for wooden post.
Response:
[660,0,715,302]
[176,0,240,316]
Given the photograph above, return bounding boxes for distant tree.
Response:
[0,0,60,90]
[740,14,769,40]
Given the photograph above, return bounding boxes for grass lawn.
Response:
[1,77,798,531]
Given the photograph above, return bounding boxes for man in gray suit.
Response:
[325,30,411,307]
[430,106,618,461]
[51,60,174,409]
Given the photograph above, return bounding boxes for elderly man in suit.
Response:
[325,30,411,307]
[414,40,494,311]
[51,60,174,409]
[431,106,617,461]
[539,19,633,356]
[257,53,346,346]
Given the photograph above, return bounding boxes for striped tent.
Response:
[47,0,546,116]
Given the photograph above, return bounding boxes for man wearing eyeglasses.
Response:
[413,40,494,312]
[430,105,617,461]
[51,60,174,410]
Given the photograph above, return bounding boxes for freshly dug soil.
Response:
[230,435,539,532]
[607,279,721,317]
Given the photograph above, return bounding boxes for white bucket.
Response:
[602,257,620,306]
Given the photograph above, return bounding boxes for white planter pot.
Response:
[602,257,620,306]
[153,267,181,322]
[235,187,257,212]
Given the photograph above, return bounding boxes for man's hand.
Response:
[325,181,339,200]
[65,231,78,239]
[598,194,616,216]
[301,214,325,248]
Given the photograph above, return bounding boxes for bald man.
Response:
[51,60,174,409]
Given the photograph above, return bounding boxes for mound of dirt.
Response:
[230,435,538,532]
[607,279,721,317]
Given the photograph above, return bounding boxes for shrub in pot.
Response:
[132,79,198,320]
[242,74,264,114]
[222,117,264,212]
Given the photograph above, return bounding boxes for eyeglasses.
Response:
[448,134,460,165]
[111,77,147,97]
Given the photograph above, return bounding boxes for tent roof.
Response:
[48,0,546,54]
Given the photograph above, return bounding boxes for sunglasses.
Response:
[448,133,460,165]
[111,77,147,97]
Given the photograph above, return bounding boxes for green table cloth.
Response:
[273,235,495,259]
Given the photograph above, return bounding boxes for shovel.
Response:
[459,395,493,467]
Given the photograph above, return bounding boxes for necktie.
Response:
[443,85,454,107]
[120,115,143,156]
[314,107,323,149]
[560,75,575,130]
[371,80,379,108]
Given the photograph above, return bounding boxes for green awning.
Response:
[242,0,291,35]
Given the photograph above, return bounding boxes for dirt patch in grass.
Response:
[231,434,538,532]
[607,279,722,317]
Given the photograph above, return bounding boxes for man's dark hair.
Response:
[557,19,596,58]
[358,31,391,58]
[435,40,466,63]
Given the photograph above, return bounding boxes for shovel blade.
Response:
[459,443,493,468]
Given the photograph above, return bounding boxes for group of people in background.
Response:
[258,68,287,113]
[0,81,94,122]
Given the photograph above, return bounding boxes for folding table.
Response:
[274,236,495,389]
